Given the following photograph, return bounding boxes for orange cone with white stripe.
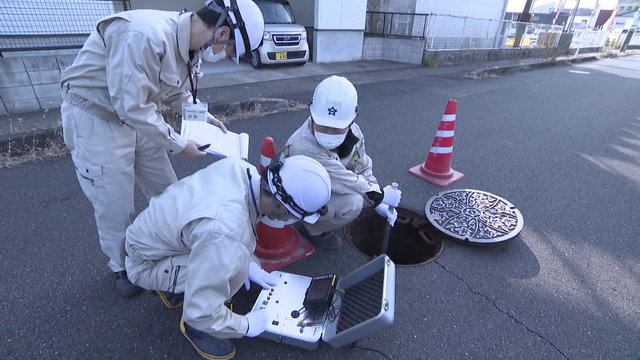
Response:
[260,137,276,173]
[409,99,464,187]
[255,137,316,272]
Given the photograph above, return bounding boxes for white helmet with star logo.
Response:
[309,75,358,129]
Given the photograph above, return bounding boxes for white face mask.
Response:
[202,44,227,63]
[315,132,347,150]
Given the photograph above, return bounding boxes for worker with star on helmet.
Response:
[59,0,265,298]
[124,155,331,359]
[282,75,402,250]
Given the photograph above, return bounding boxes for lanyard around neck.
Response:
[186,62,198,105]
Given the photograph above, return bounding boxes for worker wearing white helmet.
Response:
[283,75,402,249]
[59,0,265,298]
[124,155,331,359]
[201,0,265,64]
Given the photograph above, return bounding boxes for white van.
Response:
[246,0,309,68]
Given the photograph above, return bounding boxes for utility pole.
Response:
[514,0,535,48]
[565,0,583,32]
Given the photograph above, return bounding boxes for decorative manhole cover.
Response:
[344,206,444,266]
[425,189,524,245]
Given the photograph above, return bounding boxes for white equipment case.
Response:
[250,255,396,350]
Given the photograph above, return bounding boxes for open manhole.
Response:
[344,206,444,266]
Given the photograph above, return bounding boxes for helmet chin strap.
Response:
[204,0,251,59]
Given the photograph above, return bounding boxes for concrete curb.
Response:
[0,97,291,155]
[465,55,600,79]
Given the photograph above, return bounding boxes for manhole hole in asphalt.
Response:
[425,189,524,245]
[344,206,444,266]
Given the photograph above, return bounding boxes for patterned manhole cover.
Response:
[425,189,524,245]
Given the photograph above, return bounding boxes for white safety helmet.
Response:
[309,75,359,129]
[262,154,332,224]
[204,0,265,64]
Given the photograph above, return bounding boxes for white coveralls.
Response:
[282,118,380,236]
[125,158,261,338]
[60,10,199,272]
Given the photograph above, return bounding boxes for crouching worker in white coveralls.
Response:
[59,0,265,298]
[283,75,403,250]
[124,155,332,359]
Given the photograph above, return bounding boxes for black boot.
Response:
[180,316,236,360]
[114,271,142,298]
[156,290,184,309]
[297,225,343,250]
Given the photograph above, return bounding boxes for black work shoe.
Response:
[114,271,143,298]
[180,316,236,360]
[156,290,184,309]
[297,225,343,250]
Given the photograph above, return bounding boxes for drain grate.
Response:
[344,206,444,266]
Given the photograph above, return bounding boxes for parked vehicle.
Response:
[244,0,309,68]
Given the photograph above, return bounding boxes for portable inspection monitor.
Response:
[303,274,337,315]
[250,255,396,351]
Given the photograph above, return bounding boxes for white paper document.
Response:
[180,120,249,160]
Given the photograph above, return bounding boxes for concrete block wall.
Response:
[0,52,77,115]
[362,36,425,64]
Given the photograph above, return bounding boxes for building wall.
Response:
[0,50,78,115]
[290,0,315,27]
[313,0,367,63]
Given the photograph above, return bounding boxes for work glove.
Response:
[206,112,227,133]
[381,184,402,207]
[244,262,278,291]
[245,310,269,337]
[375,203,398,227]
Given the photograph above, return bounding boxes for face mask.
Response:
[315,132,347,150]
[202,44,227,63]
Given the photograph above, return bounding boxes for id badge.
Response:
[182,101,208,122]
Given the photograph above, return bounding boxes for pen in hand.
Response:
[198,144,211,151]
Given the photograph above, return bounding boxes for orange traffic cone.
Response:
[254,137,316,272]
[409,99,464,187]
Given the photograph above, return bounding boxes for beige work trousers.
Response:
[125,252,189,293]
[61,101,178,272]
[303,192,364,236]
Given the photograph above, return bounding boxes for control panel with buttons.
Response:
[251,271,327,342]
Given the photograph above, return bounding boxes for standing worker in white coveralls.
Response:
[59,0,265,298]
[283,75,403,249]
[124,155,332,359]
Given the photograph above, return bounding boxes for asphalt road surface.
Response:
[1,55,639,360]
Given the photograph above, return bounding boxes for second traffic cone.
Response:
[254,137,316,272]
[409,99,464,187]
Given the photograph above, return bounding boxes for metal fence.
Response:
[0,0,130,52]
[569,29,611,49]
[365,12,564,51]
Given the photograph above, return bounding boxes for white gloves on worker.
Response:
[206,112,227,132]
[245,262,278,291]
[381,185,402,207]
[245,310,269,337]
[375,203,398,226]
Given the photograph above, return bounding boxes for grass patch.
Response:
[422,58,438,67]
[1,101,310,168]
[0,130,67,168]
